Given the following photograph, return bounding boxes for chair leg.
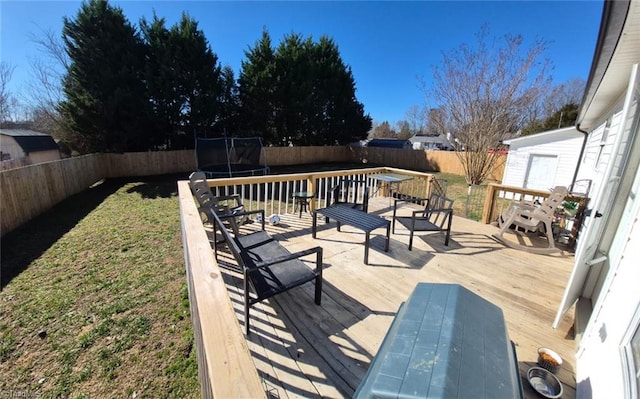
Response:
[408,230,414,251]
[544,221,556,249]
[445,214,453,246]
[315,277,322,305]
[244,278,251,335]
[315,252,322,305]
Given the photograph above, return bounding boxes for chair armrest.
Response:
[412,207,452,218]
[218,209,266,229]
[217,209,264,219]
[251,246,323,270]
[393,197,428,209]
[215,194,241,201]
[424,207,453,214]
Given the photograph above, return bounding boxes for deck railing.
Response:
[178,167,435,397]
[481,183,590,247]
[204,167,437,216]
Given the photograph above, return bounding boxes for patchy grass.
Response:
[431,173,499,220]
[0,175,198,399]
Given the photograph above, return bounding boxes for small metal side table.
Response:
[370,173,414,203]
[292,191,315,218]
[354,283,524,399]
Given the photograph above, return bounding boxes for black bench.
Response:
[210,210,324,335]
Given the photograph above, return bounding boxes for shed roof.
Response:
[503,127,583,146]
[0,129,60,153]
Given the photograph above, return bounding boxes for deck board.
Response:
[215,198,577,399]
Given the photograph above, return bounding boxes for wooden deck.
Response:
[212,197,577,399]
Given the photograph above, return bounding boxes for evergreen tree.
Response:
[310,36,371,145]
[141,13,222,148]
[238,29,278,142]
[217,66,240,135]
[60,0,153,153]
[239,30,371,146]
[521,103,579,135]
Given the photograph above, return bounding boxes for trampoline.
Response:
[196,137,269,178]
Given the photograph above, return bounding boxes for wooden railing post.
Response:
[481,183,499,224]
[308,174,316,212]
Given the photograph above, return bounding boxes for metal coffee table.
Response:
[312,204,390,265]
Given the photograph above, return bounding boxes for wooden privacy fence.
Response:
[1,146,502,236]
[1,154,106,235]
[348,147,505,181]
[0,151,196,236]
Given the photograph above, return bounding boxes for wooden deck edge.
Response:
[178,181,265,399]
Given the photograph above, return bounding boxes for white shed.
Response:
[502,127,584,190]
[0,129,61,165]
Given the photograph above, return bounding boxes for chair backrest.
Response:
[430,178,448,197]
[331,178,369,211]
[425,194,454,229]
[530,186,568,222]
[189,171,216,209]
[189,171,243,234]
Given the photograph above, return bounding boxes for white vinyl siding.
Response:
[502,128,583,189]
[0,135,26,159]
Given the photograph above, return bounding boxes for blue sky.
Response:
[1,1,604,124]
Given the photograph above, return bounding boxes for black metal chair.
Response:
[392,193,454,250]
[189,171,246,235]
[329,178,369,212]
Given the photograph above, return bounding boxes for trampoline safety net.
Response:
[196,137,269,178]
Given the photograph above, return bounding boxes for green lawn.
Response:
[1,175,199,399]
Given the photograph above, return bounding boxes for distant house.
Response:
[367,138,412,149]
[409,133,454,151]
[501,127,584,190]
[0,129,61,165]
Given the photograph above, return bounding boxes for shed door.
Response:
[524,154,558,190]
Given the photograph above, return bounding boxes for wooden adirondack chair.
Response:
[493,186,568,254]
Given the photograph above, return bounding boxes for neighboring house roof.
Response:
[503,127,583,146]
[367,138,412,148]
[410,134,449,145]
[0,129,60,153]
[578,0,640,129]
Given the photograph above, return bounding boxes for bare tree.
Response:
[0,62,16,123]
[13,27,77,144]
[542,78,585,118]
[404,105,427,136]
[24,28,70,130]
[370,121,397,138]
[423,27,552,184]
